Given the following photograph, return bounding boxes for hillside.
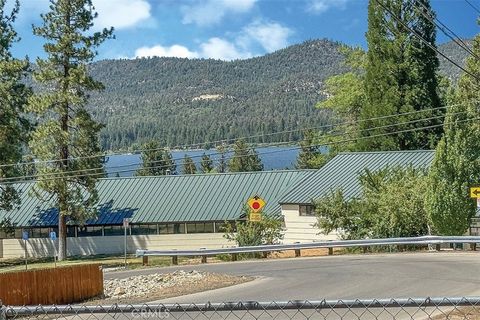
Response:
[438,39,471,81]
[88,39,347,150]
[85,39,469,151]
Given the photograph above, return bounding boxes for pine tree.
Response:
[296,130,326,169]
[359,0,442,151]
[136,141,164,176]
[0,0,31,211]
[200,153,213,173]
[27,0,113,260]
[426,31,480,235]
[182,155,197,174]
[228,140,263,172]
[216,145,228,173]
[162,149,177,175]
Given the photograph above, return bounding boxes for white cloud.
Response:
[200,37,252,60]
[181,0,257,27]
[307,0,350,14]
[18,0,151,30]
[242,21,293,52]
[135,45,199,59]
[92,0,151,30]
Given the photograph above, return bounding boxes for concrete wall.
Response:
[282,204,339,243]
[0,233,233,259]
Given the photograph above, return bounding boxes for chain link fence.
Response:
[2,297,480,320]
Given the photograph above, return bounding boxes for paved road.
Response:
[106,251,480,303]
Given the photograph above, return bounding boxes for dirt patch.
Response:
[90,272,253,304]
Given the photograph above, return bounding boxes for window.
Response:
[299,205,315,216]
[131,224,158,235]
[103,226,123,236]
[186,223,214,233]
[78,226,104,237]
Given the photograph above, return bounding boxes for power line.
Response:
[464,0,480,15]
[373,0,480,82]
[5,108,457,181]
[412,0,478,61]
[3,114,477,184]
[0,103,458,171]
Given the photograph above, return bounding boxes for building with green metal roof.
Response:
[0,150,436,258]
[280,150,435,243]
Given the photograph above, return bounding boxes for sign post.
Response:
[247,196,266,222]
[50,231,57,268]
[123,218,130,269]
[22,230,29,270]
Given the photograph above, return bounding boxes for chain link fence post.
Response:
[0,300,6,320]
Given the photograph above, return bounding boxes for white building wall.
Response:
[282,204,339,243]
[0,233,233,259]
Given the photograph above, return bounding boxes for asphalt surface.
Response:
[106,251,480,303]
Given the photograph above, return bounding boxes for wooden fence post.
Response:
[231,253,238,261]
[201,255,207,263]
[295,249,301,257]
[328,247,333,256]
[172,256,178,265]
[142,256,149,266]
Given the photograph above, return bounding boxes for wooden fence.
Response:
[0,264,103,305]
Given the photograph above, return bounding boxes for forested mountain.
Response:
[83,39,468,151]
[88,39,347,150]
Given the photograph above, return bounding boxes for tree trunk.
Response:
[58,212,67,261]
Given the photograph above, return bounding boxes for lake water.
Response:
[105,146,300,177]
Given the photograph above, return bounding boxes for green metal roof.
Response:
[280,150,435,204]
[0,170,312,227]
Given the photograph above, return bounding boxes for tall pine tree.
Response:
[27,0,113,260]
[228,140,263,172]
[182,155,197,174]
[296,130,327,169]
[359,0,442,151]
[200,153,213,173]
[136,141,177,176]
[0,0,31,211]
[426,31,480,235]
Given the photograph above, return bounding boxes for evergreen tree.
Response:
[359,0,442,151]
[182,155,197,174]
[27,0,113,260]
[228,140,263,172]
[216,145,228,173]
[136,141,176,176]
[426,31,480,235]
[136,141,164,176]
[200,153,213,173]
[0,0,31,211]
[296,130,327,169]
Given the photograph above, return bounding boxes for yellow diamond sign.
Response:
[470,187,480,198]
[247,196,266,213]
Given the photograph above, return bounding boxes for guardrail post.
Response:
[201,255,207,263]
[328,247,333,255]
[363,246,368,254]
[172,256,178,265]
[142,255,149,266]
[435,244,441,251]
[231,253,238,261]
[472,243,477,251]
[295,249,301,257]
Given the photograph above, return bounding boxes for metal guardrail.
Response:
[136,235,480,260]
[3,297,480,319]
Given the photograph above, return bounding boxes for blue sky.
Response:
[9,0,480,61]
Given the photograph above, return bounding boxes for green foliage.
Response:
[228,140,263,172]
[26,0,113,260]
[315,166,431,239]
[136,140,177,176]
[216,145,228,173]
[359,0,443,151]
[182,155,197,174]
[200,153,214,173]
[296,130,327,169]
[426,31,480,235]
[0,0,31,210]
[0,217,15,238]
[223,211,284,247]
